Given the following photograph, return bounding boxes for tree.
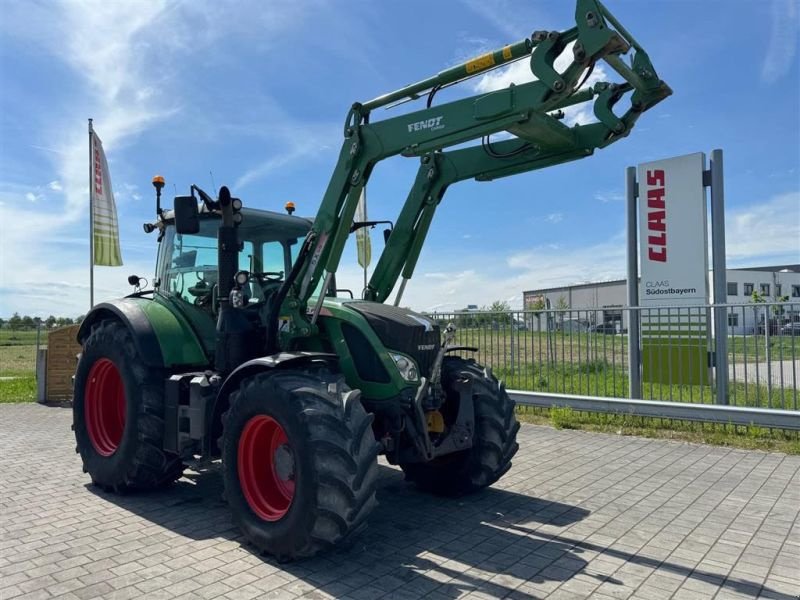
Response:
[9,313,22,330]
[526,297,546,313]
[485,300,511,312]
[480,300,512,327]
[554,295,570,330]
[524,297,547,330]
[45,315,56,329]
[773,295,789,317]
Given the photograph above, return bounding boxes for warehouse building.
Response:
[522,264,800,334]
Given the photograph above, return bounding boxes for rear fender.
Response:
[77,298,208,368]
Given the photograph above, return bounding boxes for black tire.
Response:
[73,319,184,492]
[401,356,520,496]
[221,368,379,561]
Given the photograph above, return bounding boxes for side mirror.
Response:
[174,196,199,234]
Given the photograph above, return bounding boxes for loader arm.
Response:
[364,79,646,304]
[268,0,671,352]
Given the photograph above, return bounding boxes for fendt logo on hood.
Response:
[407,116,444,133]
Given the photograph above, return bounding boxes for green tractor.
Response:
[73,0,670,560]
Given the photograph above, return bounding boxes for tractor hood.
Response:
[341,301,441,379]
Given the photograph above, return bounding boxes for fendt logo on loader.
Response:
[407,116,444,133]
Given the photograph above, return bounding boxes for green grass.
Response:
[0,329,43,346]
[0,345,37,377]
[0,330,46,403]
[492,362,799,410]
[0,376,36,403]
[728,335,798,360]
[448,329,799,367]
[516,405,800,455]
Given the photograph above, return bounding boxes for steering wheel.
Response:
[187,266,217,307]
[252,271,284,284]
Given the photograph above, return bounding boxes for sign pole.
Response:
[709,149,728,404]
[88,118,94,309]
[626,166,642,399]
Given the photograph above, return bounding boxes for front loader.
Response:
[73,0,670,560]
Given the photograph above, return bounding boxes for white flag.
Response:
[91,132,123,266]
[355,188,371,269]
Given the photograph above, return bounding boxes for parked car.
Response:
[590,322,618,334]
[559,319,589,333]
[780,323,800,336]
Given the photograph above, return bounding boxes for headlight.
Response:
[390,353,419,382]
[234,270,249,286]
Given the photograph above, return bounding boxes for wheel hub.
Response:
[84,358,126,457]
[238,415,295,521]
[273,444,295,482]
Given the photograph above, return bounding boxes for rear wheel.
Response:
[401,356,520,496]
[221,368,379,560]
[73,319,184,491]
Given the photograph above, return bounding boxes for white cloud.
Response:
[725,191,800,263]
[473,42,612,127]
[545,212,563,224]
[0,1,316,317]
[595,190,624,203]
[235,136,330,190]
[761,0,799,83]
[332,233,628,312]
[461,0,535,40]
[331,192,800,313]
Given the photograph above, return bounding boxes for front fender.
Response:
[204,352,338,456]
[77,298,209,369]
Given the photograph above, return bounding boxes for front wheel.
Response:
[401,356,520,496]
[221,368,379,560]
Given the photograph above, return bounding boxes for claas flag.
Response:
[91,131,123,266]
[355,188,371,268]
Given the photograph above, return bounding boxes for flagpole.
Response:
[88,118,94,309]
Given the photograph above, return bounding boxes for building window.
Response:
[727,282,738,296]
[775,284,782,298]
[728,313,739,327]
[744,283,754,296]
[792,285,800,298]
[760,283,770,296]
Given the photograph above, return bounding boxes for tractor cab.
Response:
[154,206,312,317]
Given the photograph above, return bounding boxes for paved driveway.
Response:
[1,403,798,600]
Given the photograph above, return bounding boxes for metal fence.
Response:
[425,302,800,411]
[0,324,46,379]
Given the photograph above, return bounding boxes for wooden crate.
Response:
[45,325,81,401]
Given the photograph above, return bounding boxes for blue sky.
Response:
[1,0,798,318]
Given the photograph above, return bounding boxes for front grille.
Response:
[341,323,390,383]
[345,302,441,379]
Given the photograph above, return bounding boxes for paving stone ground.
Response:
[1,403,799,600]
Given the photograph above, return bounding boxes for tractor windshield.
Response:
[156,210,311,311]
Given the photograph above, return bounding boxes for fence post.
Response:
[35,321,41,378]
[710,149,729,404]
[626,166,642,399]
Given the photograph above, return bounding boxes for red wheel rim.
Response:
[238,415,295,521]
[84,358,126,457]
